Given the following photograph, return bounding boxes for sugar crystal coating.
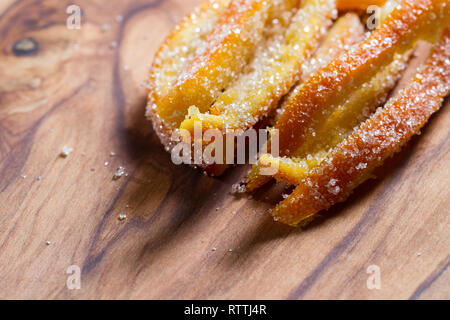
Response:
[272,28,450,225]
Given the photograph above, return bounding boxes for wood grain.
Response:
[0,0,448,300]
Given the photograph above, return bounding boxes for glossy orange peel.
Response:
[272,27,450,226]
[146,0,449,227]
[245,12,366,191]
[276,0,448,157]
[180,0,336,134]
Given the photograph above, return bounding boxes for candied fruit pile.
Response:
[147,0,450,226]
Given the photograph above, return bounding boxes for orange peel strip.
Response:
[251,50,411,187]
[147,0,232,148]
[245,13,365,191]
[276,12,366,123]
[258,153,325,186]
[276,0,449,157]
[149,0,231,104]
[293,51,412,159]
[155,0,302,128]
[272,28,450,226]
[180,0,335,133]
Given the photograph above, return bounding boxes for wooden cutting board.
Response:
[0,0,448,299]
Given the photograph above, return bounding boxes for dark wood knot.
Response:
[13,37,39,56]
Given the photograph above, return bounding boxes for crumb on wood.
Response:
[113,166,125,180]
[60,145,73,158]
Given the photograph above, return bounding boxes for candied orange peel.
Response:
[245,0,449,225]
[275,0,449,156]
[246,50,413,190]
[148,0,335,149]
[147,0,232,149]
[271,28,450,225]
[180,0,335,134]
[147,0,449,226]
